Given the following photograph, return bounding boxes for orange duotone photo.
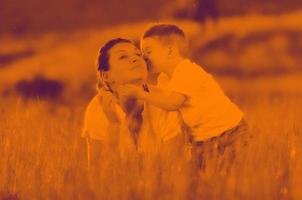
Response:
[1,0,302,199]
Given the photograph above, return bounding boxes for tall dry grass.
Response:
[1,82,301,200]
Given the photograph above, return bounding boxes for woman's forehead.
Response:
[110,42,139,54]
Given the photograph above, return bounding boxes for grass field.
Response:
[1,75,302,200]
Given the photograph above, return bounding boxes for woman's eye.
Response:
[119,55,128,59]
[136,53,142,57]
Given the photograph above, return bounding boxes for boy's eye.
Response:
[136,52,142,57]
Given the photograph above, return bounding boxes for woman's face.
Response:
[106,42,148,85]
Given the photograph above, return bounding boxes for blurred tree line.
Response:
[1,0,301,35]
[0,0,165,34]
[163,0,302,22]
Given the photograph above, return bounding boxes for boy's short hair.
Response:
[142,24,185,39]
[142,23,188,56]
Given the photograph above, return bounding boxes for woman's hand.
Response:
[98,90,120,123]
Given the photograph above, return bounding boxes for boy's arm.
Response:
[119,84,186,111]
[144,86,186,111]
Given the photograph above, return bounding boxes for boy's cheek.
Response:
[153,59,164,70]
[150,56,161,66]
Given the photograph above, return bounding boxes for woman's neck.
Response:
[115,83,144,114]
[119,96,136,113]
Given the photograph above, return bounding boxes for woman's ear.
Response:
[101,72,109,81]
[99,71,114,92]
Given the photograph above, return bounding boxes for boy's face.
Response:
[141,37,170,74]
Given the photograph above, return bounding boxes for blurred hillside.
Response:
[1,0,302,102]
[190,11,302,76]
[0,10,302,102]
[1,0,302,35]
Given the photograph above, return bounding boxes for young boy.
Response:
[119,24,249,170]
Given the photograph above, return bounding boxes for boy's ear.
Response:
[167,45,176,57]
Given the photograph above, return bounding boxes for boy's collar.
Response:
[170,58,189,77]
[176,58,190,66]
[165,58,187,78]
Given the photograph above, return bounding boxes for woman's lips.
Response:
[131,65,140,70]
[131,64,145,71]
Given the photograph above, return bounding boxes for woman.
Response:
[82,38,187,198]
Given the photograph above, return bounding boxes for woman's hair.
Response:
[97,38,132,72]
[96,38,132,92]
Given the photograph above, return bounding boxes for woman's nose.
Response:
[131,55,141,63]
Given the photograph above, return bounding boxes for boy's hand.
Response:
[117,84,145,99]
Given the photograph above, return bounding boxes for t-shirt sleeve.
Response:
[82,96,109,140]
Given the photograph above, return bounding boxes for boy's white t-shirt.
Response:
[169,59,243,142]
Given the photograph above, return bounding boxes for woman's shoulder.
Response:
[85,94,102,114]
